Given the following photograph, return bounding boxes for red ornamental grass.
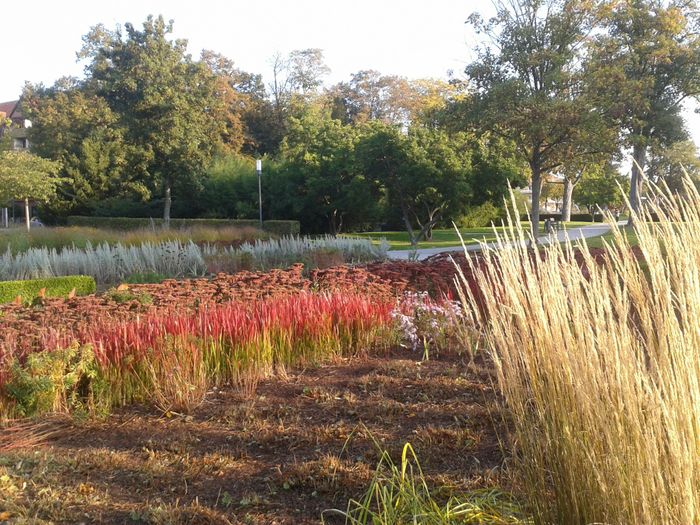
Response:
[70,292,393,367]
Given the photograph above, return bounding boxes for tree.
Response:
[200,50,278,155]
[588,0,700,222]
[269,48,330,138]
[356,123,472,246]
[79,15,224,223]
[576,162,629,214]
[463,0,606,239]
[327,72,461,127]
[270,107,382,234]
[0,151,61,230]
[22,81,141,215]
[647,140,700,192]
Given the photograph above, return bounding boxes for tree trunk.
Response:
[24,198,30,232]
[329,210,343,237]
[163,183,172,228]
[628,144,647,226]
[561,178,575,222]
[530,166,543,241]
[399,201,418,247]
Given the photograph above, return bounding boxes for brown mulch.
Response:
[0,350,508,524]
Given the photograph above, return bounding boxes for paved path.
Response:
[386,223,617,261]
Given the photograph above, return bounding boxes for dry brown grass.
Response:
[459,180,700,524]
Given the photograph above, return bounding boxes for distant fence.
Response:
[65,217,300,236]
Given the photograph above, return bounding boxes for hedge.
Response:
[0,275,96,304]
[65,217,300,235]
[521,213,604,222]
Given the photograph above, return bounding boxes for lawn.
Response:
[351,221,596,250]
[582,225,640,249]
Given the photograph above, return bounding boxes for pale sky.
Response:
[2,0,699,146]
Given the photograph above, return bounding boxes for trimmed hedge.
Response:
[521,212,604,223]
[0,275,96,304]
[65,217,300,235]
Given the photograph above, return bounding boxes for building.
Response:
[0,100,30,150]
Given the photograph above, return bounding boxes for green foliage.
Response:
[104,288,153,305]
[0,150,62,204]
[576,164,629,212]
[22,83,142,215]
[647,140,700,193]
[269,108,383,234]
[356,122,473,244]
[78,16,226,219]
[3,345,109,417]
[462,0,613,236]
[587,0,700,211]
[198,155,260,218]
[0,275,96,303]
[327,441,530,524]
[457,202,504,228]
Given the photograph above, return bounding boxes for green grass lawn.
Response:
[351,221,596,250]
[583,226,640,249]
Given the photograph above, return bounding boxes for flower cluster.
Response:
[391,291,464,352]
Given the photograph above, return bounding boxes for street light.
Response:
[256,159,263,229]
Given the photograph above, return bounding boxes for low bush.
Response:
[65,216,300,235]
[0,225,268,253]
[457,202,504,228]
[0,275,96,303]
[0,241,206,284]
[203,236,388,273]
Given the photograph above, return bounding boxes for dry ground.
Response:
[0,350,508,524]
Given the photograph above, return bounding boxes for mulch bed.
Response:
[0,350,508,524]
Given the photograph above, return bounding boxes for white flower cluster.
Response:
[391,291,464,351]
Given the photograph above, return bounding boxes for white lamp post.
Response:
[256,159,263,229]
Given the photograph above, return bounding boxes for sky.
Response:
[1,0,698,146]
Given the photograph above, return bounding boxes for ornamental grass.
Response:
[458,179,700,524]
[0,292,394,418]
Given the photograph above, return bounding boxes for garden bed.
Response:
[0,350,510,524]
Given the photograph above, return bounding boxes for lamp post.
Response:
[256,159,263,229]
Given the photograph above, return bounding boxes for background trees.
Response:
[461,0,608,239]
[18,4,699,236]
[78,15,225,223]
[356,123,473,245]
[587,0,700,221]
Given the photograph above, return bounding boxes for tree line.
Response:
[6,0,700,240]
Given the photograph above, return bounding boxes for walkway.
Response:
[386,223,616,261]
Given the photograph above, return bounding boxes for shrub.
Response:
[262,220,301,236]
[0,241,206,284]
[457,202,504,228]
[460,180,700,523]
[203,236,388,273]
[0,225,268,253]
[0,275,96,303]
[65,216,300,235]
[3,345,108,417]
